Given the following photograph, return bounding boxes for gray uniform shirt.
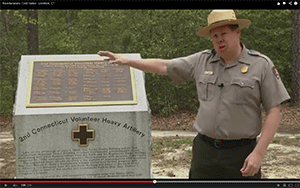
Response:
[167,44,290,140]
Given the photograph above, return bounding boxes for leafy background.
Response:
[0,10,292,114]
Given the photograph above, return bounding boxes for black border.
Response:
[0,1,299,187]
[1,0,299,9]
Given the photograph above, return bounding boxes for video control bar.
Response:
[1,180,300,187]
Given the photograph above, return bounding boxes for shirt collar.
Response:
[209,43,251,66]
[209,49,220,63]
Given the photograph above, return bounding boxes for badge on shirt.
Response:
[272,66,280,79]
[240,65,249,74]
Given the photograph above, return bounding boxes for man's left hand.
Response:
[240,151,263,177]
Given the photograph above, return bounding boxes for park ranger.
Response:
[98,10,290,179]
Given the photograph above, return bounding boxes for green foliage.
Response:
[0,10,293,115]
[39,10,81,54]
[0,10,27,114]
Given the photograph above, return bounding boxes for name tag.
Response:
[204,71,213,75]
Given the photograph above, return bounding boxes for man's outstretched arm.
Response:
[98,51,170,75]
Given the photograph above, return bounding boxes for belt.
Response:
[199,134,256,149]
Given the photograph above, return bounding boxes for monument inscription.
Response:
[17,146,146,178]
[27,60,137,107]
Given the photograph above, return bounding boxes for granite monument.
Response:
[13,54,151,178]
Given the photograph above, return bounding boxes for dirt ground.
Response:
[0,105,299,179]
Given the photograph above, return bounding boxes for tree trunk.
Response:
[290,10,300,106]
[2,11,16,114]
[66,10,72,34]
[27,10,39,55]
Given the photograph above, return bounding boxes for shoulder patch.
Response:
[272,66,280,79]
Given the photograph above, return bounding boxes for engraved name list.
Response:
[27,60,137,107]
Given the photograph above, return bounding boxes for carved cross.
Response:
[72,124,95,147]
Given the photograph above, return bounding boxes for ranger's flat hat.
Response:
[198,10,251,37]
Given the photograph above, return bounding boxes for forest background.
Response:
[0,10,298,115]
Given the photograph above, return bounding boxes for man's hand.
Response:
[240,151,263,177]
[240,104,281,177]
[98,51,127,65]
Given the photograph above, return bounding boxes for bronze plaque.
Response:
[26,60,137,107]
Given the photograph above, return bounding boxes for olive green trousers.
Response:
[189,134,261,179]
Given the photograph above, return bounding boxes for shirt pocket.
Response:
[230,77,255,104]
[197,75,217,101]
